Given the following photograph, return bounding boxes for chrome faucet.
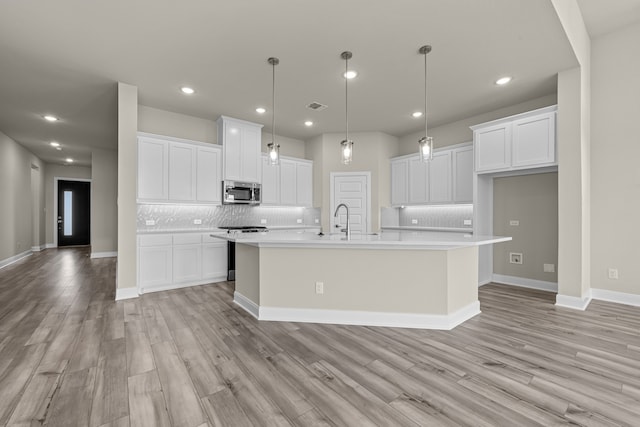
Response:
[333,203,351,240]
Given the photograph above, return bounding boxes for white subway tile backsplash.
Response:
[396,205,473,229]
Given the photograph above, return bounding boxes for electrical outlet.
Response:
[463,219,472,226]
[193,219,202,225]
[260,219,267,224]
[411,219,418,224]
[608,268,619,279]
[297,219,303,224]
[509,252,523,264]
[315,281,324,294]
[509,220,520,226]
[544,263,555,273]
[314,218,319,224]
[145,220,155,226]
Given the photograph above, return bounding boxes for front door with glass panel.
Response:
[57,180,90,246]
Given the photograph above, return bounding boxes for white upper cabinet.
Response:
[138,136,169,201]
[217,116,263,183]
[391,158,409,206]
[452,146,473,203]
[261,154,313,207]
[137,133,222,204]
[429,151,452,203]
[472,105,557,174]
[408,157,429,204]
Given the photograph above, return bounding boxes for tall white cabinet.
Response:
[217,116,263,183]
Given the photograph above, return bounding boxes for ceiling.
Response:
[0,1,637,167]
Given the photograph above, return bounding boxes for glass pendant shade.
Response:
[341,139,353,165]
[418,136,433,162]
[268,142,280,165]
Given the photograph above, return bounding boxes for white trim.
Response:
[53,177,92,247]
[390,141,473,162]
[555,291,592,310]
[91,251,118,259]
[591,288,640,307]
[492,274,558,292]
[115,287,139,301]
[0,250,32,270]
[478,278,493,287]
[233,291,260,319]
[140,277,227,295]
[46,243,57,249]
[233,294,480,330]
[31,244,46,252]
[330,171,372,234]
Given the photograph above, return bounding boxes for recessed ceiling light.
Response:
[181,87,195,94]
[412,111,423,118]
[56,147,62,151]
[495,76,512,85]
[256,107,266,114]
[65,158,73,163]
[304,121,313,127]
[44,115,58,122]
[50,141,60,147]
[343,70,358,79]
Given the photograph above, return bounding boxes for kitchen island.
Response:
[214,231,510,330]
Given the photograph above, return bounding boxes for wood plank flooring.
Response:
[0,247,639,426]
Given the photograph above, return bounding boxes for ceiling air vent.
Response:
[306,102,328,111]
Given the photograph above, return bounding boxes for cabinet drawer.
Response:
[139,234,172,247]
[202,233,227,243]
[173,233,202,245]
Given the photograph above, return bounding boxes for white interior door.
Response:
[331,172,370,234]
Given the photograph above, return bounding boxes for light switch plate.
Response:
[509,220,520,226]
[314,218,319,224]
[543,263,555,273]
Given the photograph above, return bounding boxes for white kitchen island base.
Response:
[233,243,483,330]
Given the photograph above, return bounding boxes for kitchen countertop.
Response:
[212,230,510,250]
[381,226,473,233]
[137,228,227,234]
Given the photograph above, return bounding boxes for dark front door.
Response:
[57,180,91,247]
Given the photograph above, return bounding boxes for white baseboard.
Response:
[140,276,227,295]
[31,244,46,252]
[115,287,139,301]
[591,288,640,307]
[0,250,32,270]
[556,292,592,310]
[478,279,493,287]
[46,243,56,249]
[91,251,117,259]
[234,291,260,319]
[492,274,558,292]
[233,293,480,330]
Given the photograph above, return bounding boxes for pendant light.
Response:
[267,57,280,166]
[340,51,354,165]
[418,45,433,162]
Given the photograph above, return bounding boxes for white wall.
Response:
[590,22,640,295]
[44,163,91,246]
[91,148,118,255]
[0,130,46,261]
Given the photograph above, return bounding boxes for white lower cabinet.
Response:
[138,233,227,293]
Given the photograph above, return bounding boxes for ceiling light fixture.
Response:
[65,158,73,163]
[181,86,195,94]
[50,141,60,147]
[412,111,423,118]
[304,120,313,127]
[343,70,358,79]
[418,45,434,162]
[495,76,512,85]
[44,115,58,122]
[256,107,266,114]
[340,51,354,165]
[267,57,280,166]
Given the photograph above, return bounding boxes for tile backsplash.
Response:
[137,204,321,232]
[382,205,473,230]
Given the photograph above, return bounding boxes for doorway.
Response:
[57,180,91,247]
[330,172,371,234]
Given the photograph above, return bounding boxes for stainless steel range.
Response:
[218,226,268,280]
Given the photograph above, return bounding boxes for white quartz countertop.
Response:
[212,230,511,250]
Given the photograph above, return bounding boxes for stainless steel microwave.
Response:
[222,180,261,204]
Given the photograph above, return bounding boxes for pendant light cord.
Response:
[424,49,428,139]
[272,59,276,144]
[345,53,349,142]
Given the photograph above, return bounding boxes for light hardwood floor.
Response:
[1,247,639,426]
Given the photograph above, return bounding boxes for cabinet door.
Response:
[408,156,429,204]
[202,242,227,282]
[139,245,172,290]
[453,146,473,203]
[429,151,452,203]
[240,126,262,183]
[196,145,222,203]
[138,137,168,201]
[475,123,511,172]
[391,159,408,206]
[261,155,279,205]
[173,244,202,284]
[222,121,242,181]
[168,142,196,201]
[279,159,297,205]
[512,112,556,168]
[296,161,313,207]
